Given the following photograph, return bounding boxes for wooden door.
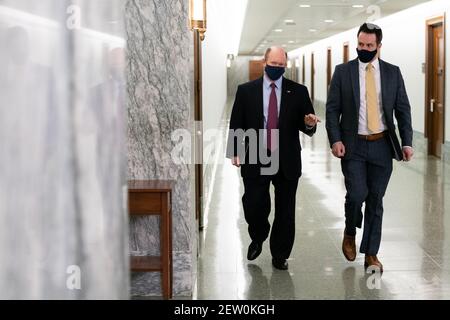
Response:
[426,16,446,158]
[249,60,264,81]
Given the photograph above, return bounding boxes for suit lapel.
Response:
[254,77,264,129]
[379,59,389,113]
[279,77,289,128]
[349,58,360,113]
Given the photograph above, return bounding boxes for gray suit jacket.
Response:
[325,58,413,160]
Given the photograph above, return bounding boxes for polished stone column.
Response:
[126,0,196,296]
[0,0,129,299]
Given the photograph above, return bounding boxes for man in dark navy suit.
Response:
[326,23,414,272]
[226,46,319,270]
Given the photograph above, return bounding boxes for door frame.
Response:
[194,29,203,229]
[425,14,446,155]
[327,47,332,92]
[343,42,349,63]
[302,54,306,85]
[311,52,315,102]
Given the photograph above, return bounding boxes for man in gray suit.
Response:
[326,23,413,272]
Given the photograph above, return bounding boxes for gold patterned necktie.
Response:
[366,63,380,133]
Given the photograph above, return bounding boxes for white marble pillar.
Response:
[125,0,196,296]
[0,0,129,299]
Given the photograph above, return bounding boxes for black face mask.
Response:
[356,48,378,63]
[265,65,285,81]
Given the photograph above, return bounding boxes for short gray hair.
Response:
[264,47,288,61]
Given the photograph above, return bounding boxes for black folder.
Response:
[387,129,403,161]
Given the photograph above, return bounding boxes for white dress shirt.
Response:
[358,58,387,135]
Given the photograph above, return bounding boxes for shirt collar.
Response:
[359,58,379,71]
[264,73,283,89]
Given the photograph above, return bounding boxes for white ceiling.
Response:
[238,0,432,55]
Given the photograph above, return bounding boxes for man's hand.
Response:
[231,156,241,167]
[332,141,346,158]
[304,114,321,127]
[403,147,414,162]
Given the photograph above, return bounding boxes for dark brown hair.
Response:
[357,23,383,44]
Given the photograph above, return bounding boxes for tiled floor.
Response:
[195,104,450,300]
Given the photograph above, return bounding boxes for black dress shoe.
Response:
[272,258,288,270]
[247,241,262,261]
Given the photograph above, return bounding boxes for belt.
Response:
[358,131,387,141]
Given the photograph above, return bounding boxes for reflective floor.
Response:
[195,105,450,300]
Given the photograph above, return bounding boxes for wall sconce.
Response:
[189,0,207,41]
[295,58,300,68]
[287,60,292,69]
[226,54,234,68]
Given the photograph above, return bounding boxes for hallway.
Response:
[196,104,450,300]
[3,0,450,302]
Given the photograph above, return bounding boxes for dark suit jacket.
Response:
[226,77,316,179]
[325,58,413,160]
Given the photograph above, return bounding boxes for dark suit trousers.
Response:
[341,136,393,255]
[242,170,299,260]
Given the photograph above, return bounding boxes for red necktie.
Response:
[267,83,278,151]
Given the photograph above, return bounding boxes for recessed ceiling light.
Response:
[288,40,295,44]
[352,4,364,8]
[309,29,317,32]
[284,19,296,26]
[274,29,283,32]
[282,44,287,47]
[324,19,334,23]
[299,4,311,8]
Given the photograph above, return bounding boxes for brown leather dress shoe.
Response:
[342,231,356,261]
[364,255,383,273]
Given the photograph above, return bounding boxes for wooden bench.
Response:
[128,180,175,299]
